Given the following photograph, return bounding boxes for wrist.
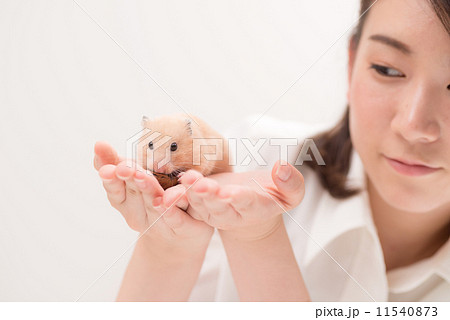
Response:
[218,215,283,242]
[139,231,213,263]
[216,216,310,301]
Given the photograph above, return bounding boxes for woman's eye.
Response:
[148,141,153,150]
[170,142,177,152]
[370,64,405,78]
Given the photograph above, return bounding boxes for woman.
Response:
[94,0,450,301]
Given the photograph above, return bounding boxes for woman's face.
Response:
[348,0,450,214]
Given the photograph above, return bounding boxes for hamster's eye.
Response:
[170,142,177,152]
[148,141,154,150]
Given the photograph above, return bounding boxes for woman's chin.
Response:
[373,177,444,214]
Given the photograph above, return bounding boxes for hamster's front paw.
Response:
[176,171,185,179]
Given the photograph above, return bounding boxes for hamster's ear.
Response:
[185,118,193,136]
[141,115,150,127]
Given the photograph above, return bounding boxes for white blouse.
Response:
[188,115,450,302]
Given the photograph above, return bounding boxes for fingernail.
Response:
[276,163,291,182]
[116,174,127,180]
[152,197,162,208]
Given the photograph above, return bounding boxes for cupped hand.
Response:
[94,141,214,248]
[177,160,305,240]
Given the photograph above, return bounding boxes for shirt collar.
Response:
[309,146,450,297]
[387,236,450,293]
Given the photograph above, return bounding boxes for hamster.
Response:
[136,113,232,190]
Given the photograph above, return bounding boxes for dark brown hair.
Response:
[302,0,450,199]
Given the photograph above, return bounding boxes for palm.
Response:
[177,161,305,234]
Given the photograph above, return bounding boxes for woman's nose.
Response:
[390,84,441,144]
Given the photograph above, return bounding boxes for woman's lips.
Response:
[384,155,441,176]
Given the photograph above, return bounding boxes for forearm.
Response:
[116,234,210,301]
[219,218,311,302]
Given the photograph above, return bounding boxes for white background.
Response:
[0,0,359,301]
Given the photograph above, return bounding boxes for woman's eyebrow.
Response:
[368,34,413,55]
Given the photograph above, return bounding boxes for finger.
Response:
[113,163,155,230]
[185,180,210,222]
[115,163,142,200]
[133,169,164,200]
[192,178,237,226]
[271,160,305,208]
[179,169,206,220]
[178,169,204,186]
[186,178,221,225]
[133,169,165,226]
[98,164,126,205]
[163,184,189,211]
[94,141,121,171]
[155,202,212,236]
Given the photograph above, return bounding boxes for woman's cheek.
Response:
[349,75,387,150]
[348,72,399,193]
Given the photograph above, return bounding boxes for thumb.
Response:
[271,160,305,208]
